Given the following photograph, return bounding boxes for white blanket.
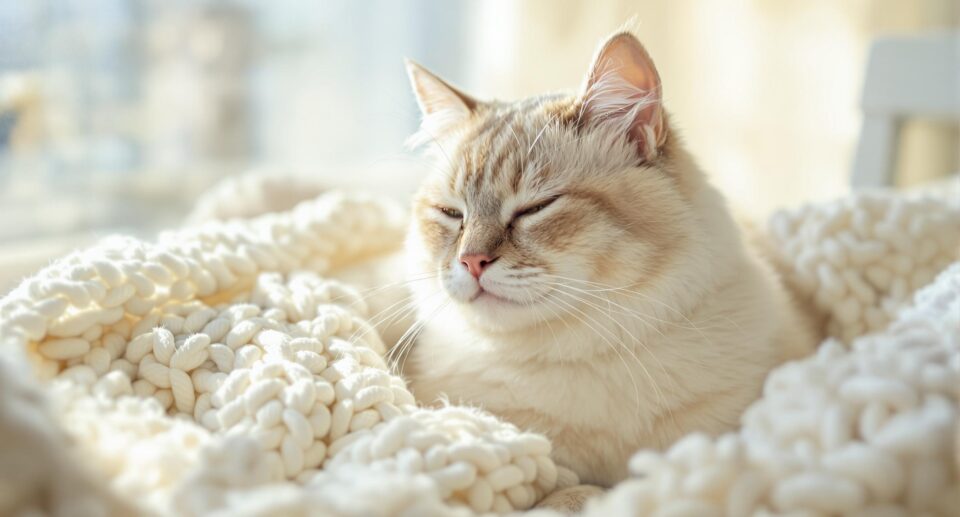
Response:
[0,188,958,516]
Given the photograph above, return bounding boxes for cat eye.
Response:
[513,196,560,219]
[436,206,463,219]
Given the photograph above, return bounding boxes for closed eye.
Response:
[513,196,560,219]
[436,206,463,219]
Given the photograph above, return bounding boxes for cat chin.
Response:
[454,294,545,333]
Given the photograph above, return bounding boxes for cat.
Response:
[399,31,817,498]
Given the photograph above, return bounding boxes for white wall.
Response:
[465,0,959,217]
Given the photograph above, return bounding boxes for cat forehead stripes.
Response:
[450,100,575,200]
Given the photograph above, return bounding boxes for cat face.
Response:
[406,34,695,332]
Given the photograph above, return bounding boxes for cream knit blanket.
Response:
[0,188,958,516]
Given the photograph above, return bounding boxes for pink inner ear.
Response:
[582,34,665,160]
[596,38,659,93]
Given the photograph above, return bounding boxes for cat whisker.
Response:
[545,290,648,415]
[481,280,530,289]
[336,272,439,309]
[554,292,655,412]
[526,115,556,160]
[540,276,724,372]
[541,274,729,334]
[548,286,678,416]
[391,296,451,376]
[538,295,575,367]
[504,269,546,279]
[347,277,442,347]
[542,278,728,345]
[506,121,526,157]
[539,280,669,339]
[535,295,565,352]
[348,292,421,347]
[419,129,457,171]
[547,284,681,430]
[384,310,432,368]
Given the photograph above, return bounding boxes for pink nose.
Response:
[460,253,498,279]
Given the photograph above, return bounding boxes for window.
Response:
[0,0,467,244]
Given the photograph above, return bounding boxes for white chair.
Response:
[851,32,960,188]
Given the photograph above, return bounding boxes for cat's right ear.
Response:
[405,59,478,147]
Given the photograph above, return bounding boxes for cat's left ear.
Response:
[580,33,666,160]
[405,59,479,146]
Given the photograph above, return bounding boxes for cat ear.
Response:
[405,59,478,147]
[580,33,666,160]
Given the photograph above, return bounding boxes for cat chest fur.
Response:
[403,282,786,487]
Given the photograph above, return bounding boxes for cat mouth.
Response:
[468,288,521,305]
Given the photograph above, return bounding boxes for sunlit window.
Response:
[0,0,467,244]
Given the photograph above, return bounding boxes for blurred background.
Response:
[1,0,958,292]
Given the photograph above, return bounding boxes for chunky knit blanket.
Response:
[0,186,958,516]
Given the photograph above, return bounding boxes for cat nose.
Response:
[460,253,498,279]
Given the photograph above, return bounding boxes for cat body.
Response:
[400,33,816,487]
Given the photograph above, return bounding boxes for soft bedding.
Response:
[0,185,958,516]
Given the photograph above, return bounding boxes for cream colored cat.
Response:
[400,32,817,495]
